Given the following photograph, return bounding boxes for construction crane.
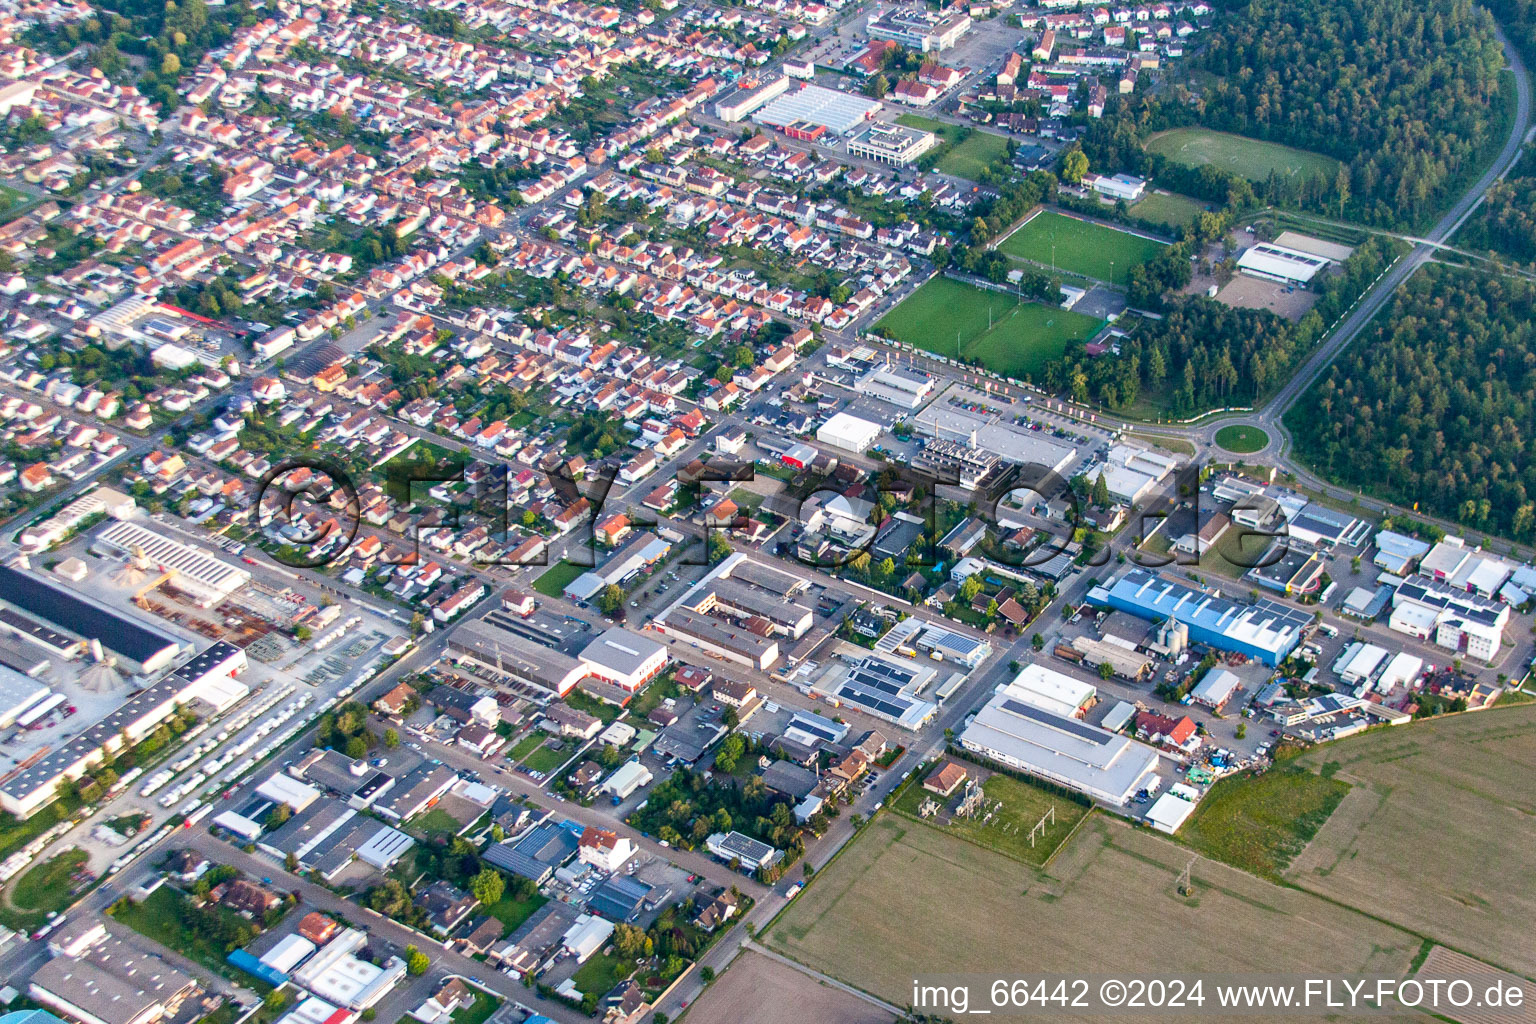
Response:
[133,568,177,607]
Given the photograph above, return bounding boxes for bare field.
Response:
[1414,947,1536,1024]
[682,951,894,1024]
[1214,275,1319,320]
[1287,706,1536,976]
[769,815,1420,1022]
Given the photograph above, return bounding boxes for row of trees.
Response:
[56,704,199,805]
[1288,264,1536,538]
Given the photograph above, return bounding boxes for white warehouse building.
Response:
[1236,242,1331,285]
[91,520,250,608]
[998,663,1096,718]
[1389,579,1508,661]
[959,688,1159,805]
[816,411,882,453]
[755,84,883,135]
[713,75,791,122]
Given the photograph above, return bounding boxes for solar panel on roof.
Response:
[839,690,908,719]
[999,699,1115,746]
[848,667,905,695]
[788,714,840,741]
[0,565,179,663]
[836,679,914,717]
[932,632,979,653]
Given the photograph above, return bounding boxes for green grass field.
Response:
[10,848,87,913]
[897,113,962,144]
[0,797,80,861]
[769,815,1417,1016]
[1129,191,1208,229]
[1285,705,1536,976]
[521,742,572,775]
[897,115,1011,180]
[939,130,1011,181]
[1146,127,1341,183]
[1128,431,1196,456]
[486,890,547,932]
[506,731,546,763]
[997,211,1167,286]
[532,559,586,599]
[410,806,467,838]
[571,950,633,996]
[0,185,27,216]
[563,688,622,724]
[892,769,1088,867]
[874,276,1102,378]
[1214,424,1270,453]
[1180,765,1350,879]
[1204,516,1284,580]
[450,993,501,1024]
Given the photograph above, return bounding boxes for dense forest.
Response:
[1486,0,1536,62]
[1460,0,1536,257]
[1042,235,1405,415]
[1083,0,1509,228]
[1288,265,1536,539]
[1456,151,1536,261]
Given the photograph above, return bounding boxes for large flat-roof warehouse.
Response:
[754,83,882,135]
[0,564,182,674]
[447,616,670,697]
[1,642,249,818]
[657,608,780,671]
[809,651,939,730]
[30,928,197,1024]
[652,553,812,670]
[0,666,52,730]
[1235,242,1330,285]
[1087,568,1309,666]
[91,520,250,608]
[914,397,1078,476]
[445,616,587,699]
[577,627,669,693]
[959,690,1159,805]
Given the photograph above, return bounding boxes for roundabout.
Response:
[1214,424,1271,454]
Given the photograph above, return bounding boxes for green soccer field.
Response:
[874,276,1103,378]
[997,211,1167,286]
[1145,127,1342,183]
